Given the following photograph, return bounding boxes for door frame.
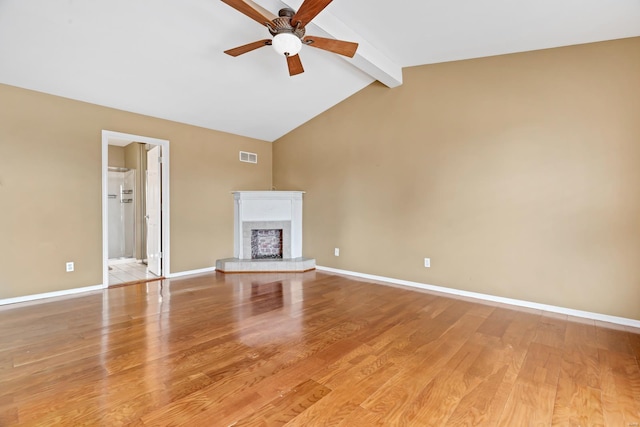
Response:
[101,130,170,287]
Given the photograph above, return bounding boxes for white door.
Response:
[146,146,162,276]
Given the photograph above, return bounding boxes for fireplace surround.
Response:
[215,191,316,272]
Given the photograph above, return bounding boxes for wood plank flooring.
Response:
[0,271,639,426]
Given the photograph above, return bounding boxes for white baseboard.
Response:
[3,267,637,328]
[316,266,640,329]
[167,266,216,278]
[0,284,106,307]
[0,267,219,307]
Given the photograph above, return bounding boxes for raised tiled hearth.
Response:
[215,257,316,273]
[215,191,316,273]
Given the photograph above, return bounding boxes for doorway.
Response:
[101,130,170,287]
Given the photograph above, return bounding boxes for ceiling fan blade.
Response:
[243,0,277,21]
[304,36,358,57]
[291,0,333,28]
[286,54,304,76]
[220,0,275,26]
[224,39,271,57]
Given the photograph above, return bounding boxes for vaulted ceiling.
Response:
[1,0,638,142]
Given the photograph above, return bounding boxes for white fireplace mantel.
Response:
[232,191,305,260]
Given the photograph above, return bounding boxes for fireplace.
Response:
[215,191,315,272]
[233,192,301,260]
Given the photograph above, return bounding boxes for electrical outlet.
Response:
[334,248,340,257]
[424,258,430,268]
[66,262,74,272]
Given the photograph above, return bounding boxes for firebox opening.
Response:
[251,229,283,259]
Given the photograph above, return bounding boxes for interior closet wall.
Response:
[124,142,147,261]
[108,145,125,168]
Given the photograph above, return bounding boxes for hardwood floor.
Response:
[0,271,639,426]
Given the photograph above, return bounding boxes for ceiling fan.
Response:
[221,0,358,76]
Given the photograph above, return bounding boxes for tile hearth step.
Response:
[215,257,316,273]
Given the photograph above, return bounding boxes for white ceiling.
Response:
[1,0,638,142]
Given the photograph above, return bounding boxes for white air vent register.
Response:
[239,151,257,164]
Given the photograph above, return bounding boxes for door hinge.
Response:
[158,156,163,164]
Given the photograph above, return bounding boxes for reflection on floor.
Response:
[109,261,158,286]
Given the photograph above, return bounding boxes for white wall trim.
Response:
[0,265,217,307]
[3,265,636,329]
[316,266,640,328]
[168,267,216,278]
[0,285,104,307]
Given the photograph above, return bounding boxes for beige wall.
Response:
[2,38,639,320]
[273,37,640,320]
[0,84,271,299]
[108,145,125,167]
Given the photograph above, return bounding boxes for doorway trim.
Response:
[101,130,170,287]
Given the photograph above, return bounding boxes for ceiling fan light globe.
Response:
[272,33,302,56]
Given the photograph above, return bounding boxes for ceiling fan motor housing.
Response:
[268,8,305,39]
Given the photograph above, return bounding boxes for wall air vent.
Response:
[239,151,258,164]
